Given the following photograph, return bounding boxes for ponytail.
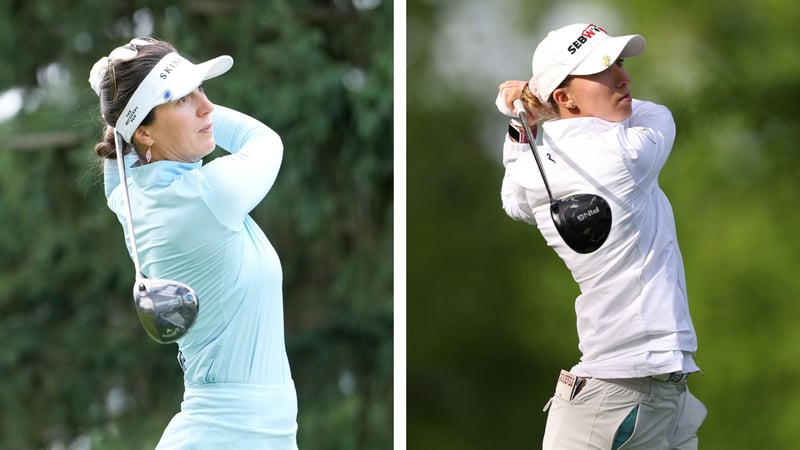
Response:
[94,125,142,160]
[520,84,559,122]
[94,126,116,159]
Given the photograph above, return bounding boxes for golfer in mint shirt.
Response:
[90,37,298,449]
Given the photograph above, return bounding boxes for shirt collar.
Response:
[130,159,202,189]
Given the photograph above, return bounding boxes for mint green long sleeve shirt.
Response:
[104,105,292,387]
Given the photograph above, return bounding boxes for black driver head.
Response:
[133,278,199,344]
[550,194,612,254]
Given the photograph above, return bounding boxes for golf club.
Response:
[114,131,199,344]
[513,99,612,254]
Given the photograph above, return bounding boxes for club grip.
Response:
[513,99,526,117]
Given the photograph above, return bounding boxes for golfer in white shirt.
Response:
[496,23,707,450]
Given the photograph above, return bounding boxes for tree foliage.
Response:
[408,0,800,449]
[0,1,393,449]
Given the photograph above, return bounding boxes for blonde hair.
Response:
[519,84,559,122]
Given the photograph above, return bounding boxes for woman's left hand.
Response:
[495,80,528,116]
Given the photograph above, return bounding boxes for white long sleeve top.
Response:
[501,100,699,378]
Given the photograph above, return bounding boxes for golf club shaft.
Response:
[113,130,144,279]
[513,99,555,202]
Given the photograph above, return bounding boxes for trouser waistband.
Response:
[651,372,691,383]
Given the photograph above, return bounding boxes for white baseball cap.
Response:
[115,51,233,142]
[529,24,646,103]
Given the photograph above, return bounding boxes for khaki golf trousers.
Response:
[542,375,707,450]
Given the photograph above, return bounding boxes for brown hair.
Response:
[93,39,176,160]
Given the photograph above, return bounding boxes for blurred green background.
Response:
[408,0,800,449]
[0,1,393,449]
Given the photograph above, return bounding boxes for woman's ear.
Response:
[552,88,576,110]
[133,126,156,148]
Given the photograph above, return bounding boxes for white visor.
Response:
[115,52,233,142]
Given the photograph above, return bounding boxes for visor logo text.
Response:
[159,57,183,80]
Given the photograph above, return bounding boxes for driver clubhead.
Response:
[133,278,199,344]
[550,194,612,254]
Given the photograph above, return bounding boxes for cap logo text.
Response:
[567,24,607,54]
